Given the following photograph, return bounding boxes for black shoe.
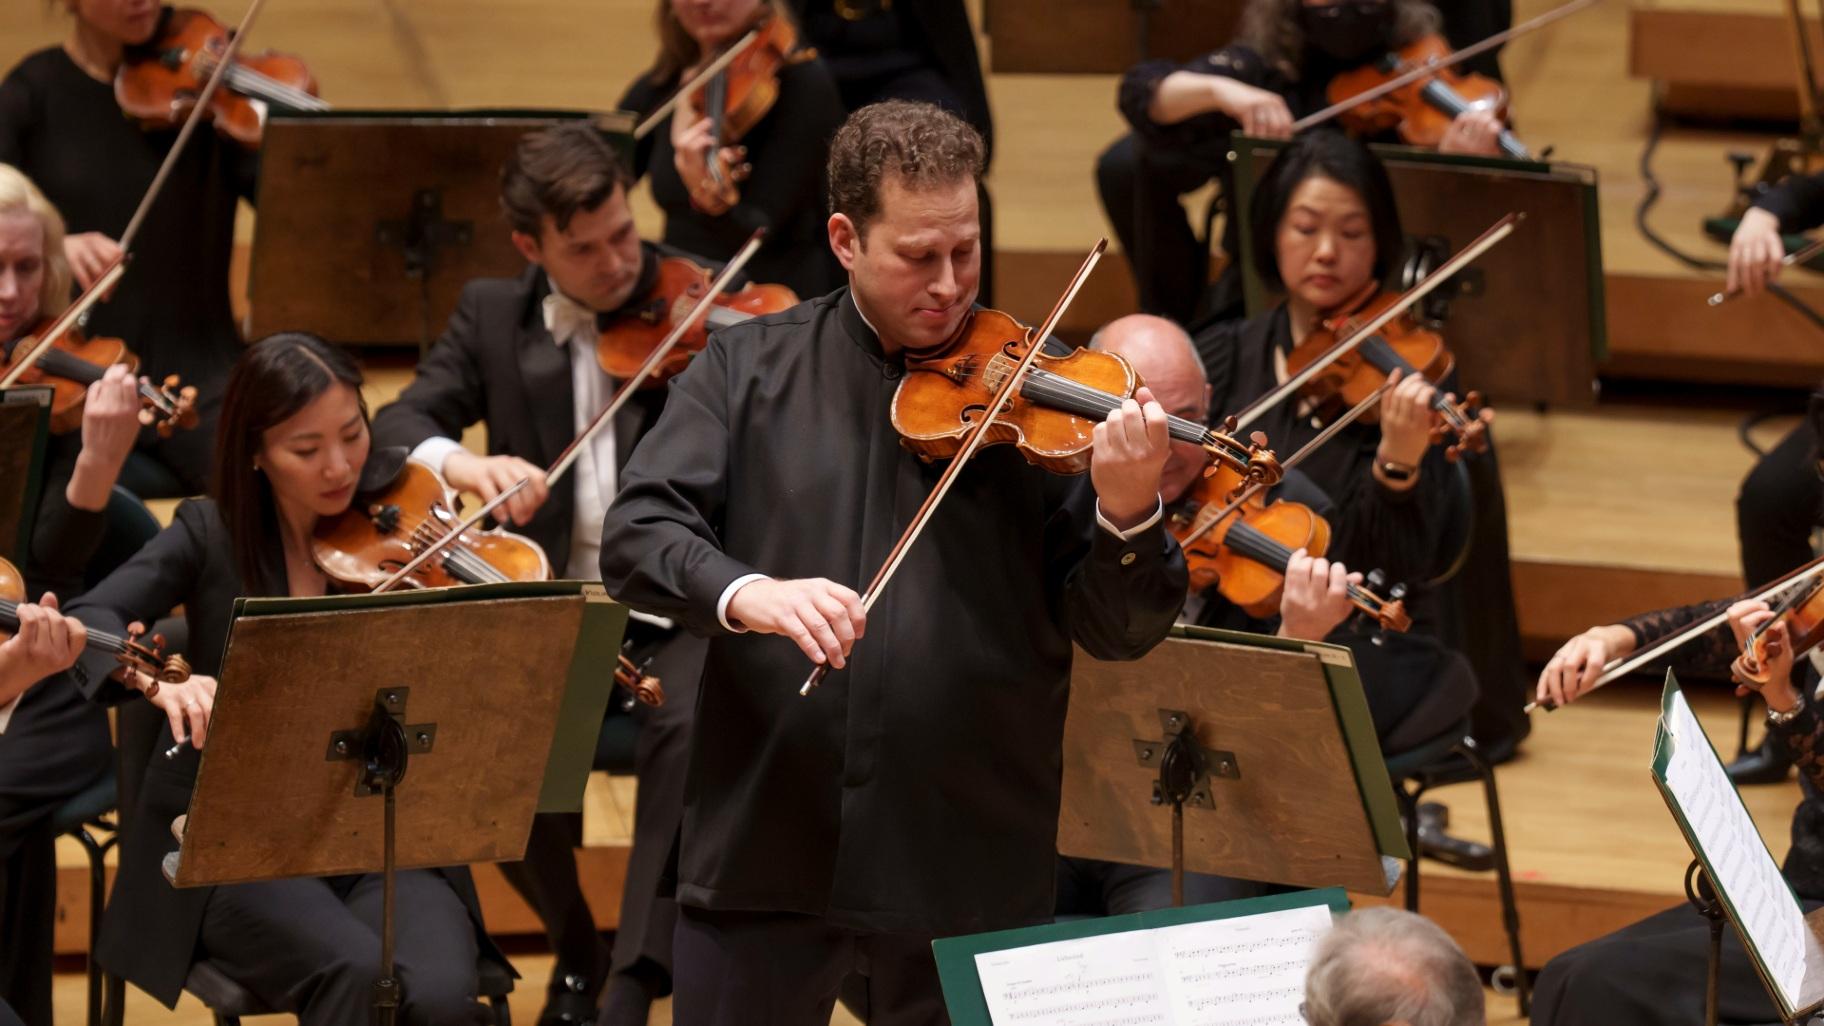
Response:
[539,972,599,1026]
[1416,801,1496,872]
[1727,741,1794,786]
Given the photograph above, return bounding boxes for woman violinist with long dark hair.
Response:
[0,0,259,497]
[1100,0,1513,325]
[57,334,503,1023]
[1192,130,1479,755]
[618,0,847,298]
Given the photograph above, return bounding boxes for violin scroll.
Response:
[122,621,193,688]
[615,653,665,708]
[1362,569,1413,633]
[139,374,201,438]
[1207,419,1285,490]
[1429,389,1493,462]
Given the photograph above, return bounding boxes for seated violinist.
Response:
[1531,593,1824,1025]
[369,121,715,1026]
[1191,129,1480,756]
[1100,0,1513,324]
[1057,312,1361,918]
[0,162,154,1026]
[57,334,501,1024]
[619,0,848,298]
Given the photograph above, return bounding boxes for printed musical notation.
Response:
[974,904,1333,1026]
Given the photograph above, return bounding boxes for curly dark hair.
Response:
[827,100,985,240]
[499,122,630,238]
[1239,0,1440,79]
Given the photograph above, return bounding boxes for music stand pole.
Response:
[1685,859,1724,1026]
[1143,709,1207,908]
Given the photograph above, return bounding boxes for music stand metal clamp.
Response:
[376,189,475,355]
[325,687,439,1026]
[1133,708,1240,906]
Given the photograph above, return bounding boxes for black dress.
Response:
[618,57,846,299]
[60,492,502,1019]
[598,288,1188,938]
[0,38,254,495]
[1194,305,1478,751]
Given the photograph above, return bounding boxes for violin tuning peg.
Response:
[1249,431,1269,449]
[1389,582,1408,601]
[1366,568,1386,589]
[1222,415,1240,433]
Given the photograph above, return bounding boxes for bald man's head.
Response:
[1092,315,1212,503]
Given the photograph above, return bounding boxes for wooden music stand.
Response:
[0,387,52,565]
[169,581,627,1024]
[245,109,635,352]
[1059,625,1408,901]
[1229,136,1604,408]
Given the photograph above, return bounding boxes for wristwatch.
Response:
[1376,459,1417,483]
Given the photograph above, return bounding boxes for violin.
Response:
[1733,575,1824,687]
[1284,284,1491,461]
[311,459,550,592]
[0,324,197,437]
[115,7,328,150]
[0,556,191,689]
[894,307,1284,484]
[596,257,798,385]
[1168,465,1410,631]
[684,13,808,209]
[1326,34,1531,160]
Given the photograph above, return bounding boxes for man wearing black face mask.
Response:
[1095,0,1512,326]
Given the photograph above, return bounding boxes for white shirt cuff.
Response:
[716,573,772,633]
[1097,497,1164,541]
[0,694,19,734]
[409,436,467,477]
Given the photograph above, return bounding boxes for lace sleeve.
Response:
[1773,700,1824,794]
[1617,597,1739,681]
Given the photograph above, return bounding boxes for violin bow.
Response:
[545,228,765,488]
[634,28,762,141]
[77,0,272,331]
[371,478,531,594]
[1228,211,1521,433]
[1525,553,1824,713]
[800,239,1109,696]
[0,258,127,389]
[1708,235,1824,305]
[1289,0,1602,134]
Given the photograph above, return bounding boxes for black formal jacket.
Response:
[370,261,669,566]
[60,487,499,1008]
[598,289,1188,937]
[26,431,107,599]
[1756,170,1824,233]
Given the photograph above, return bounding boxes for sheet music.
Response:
[973,905,1332,1026]
[1662,689,1808,1008]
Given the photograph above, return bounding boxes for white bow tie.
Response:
[542,288,597,348]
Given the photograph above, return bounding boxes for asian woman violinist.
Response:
[57,334,504,1024]
[1099,0,1513,325]
[618,0,847,298]
[1192,130,1481,757]
[0,0,259,497]
[0,162,148,1026]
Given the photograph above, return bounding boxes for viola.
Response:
[596,257,798,385]
[1168,465,1410,631]
[0,556,190,688]
[115,7,328,150]
[893,306,1283,484]
[1733,575,1824,686]
[685,13,808,209]
[311,459,550,592]
[1283,284,1491,461]
[0,323,197,437]
[1326,34,1530,159]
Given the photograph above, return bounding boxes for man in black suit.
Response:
[370,122,708,1026]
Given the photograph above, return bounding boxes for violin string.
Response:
[1221,520,1383,610]
[222,62,329,111]
[0,599,128,653]
[1020,368,1218,448]
[387,508,510,585]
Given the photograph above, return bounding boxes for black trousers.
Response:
[1738,421,1822,590]
[1095,132,1224,325]
[196,869,488,1026]
[1533,900,1824,1025]
[1055,856,1266,916]
[498,812,609,997]
[672,907,946,1026]
[0,676,112,1026]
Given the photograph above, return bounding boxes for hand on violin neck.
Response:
[1276,550,1358,643]
[1728,600,1802,711]
[1438,109,1506,157]
[1728,207,1784,299]
[0,591,86,706]
[724,577,866,671]
[1090,386,1171,531]
[63,232,122,292]
[442,451,550,527]
[1534,624,1632,710]
[1374,368,1435,475]
[66,364,143,512]
[672,115,747,215]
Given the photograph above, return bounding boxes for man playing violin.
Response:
[370,121,713,1026]
[598,99,1185,1026]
